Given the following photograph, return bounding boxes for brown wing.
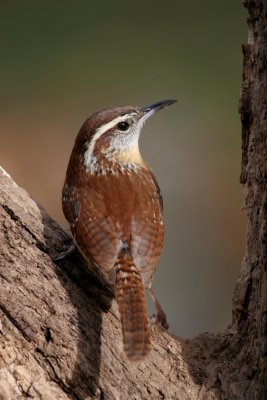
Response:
[77,184,120,272]
[130,169,164,288]
[62,180,120,280]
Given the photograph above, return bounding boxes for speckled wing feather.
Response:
[62,184,81,228]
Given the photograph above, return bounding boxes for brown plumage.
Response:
[115,250,150,360]
[62,100,176,360]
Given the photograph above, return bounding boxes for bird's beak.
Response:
[140,99,177,123]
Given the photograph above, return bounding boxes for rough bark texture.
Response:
[0,1,266,398]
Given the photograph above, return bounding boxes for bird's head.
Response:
[73,99,176,171]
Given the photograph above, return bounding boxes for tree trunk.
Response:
[0,1,266,399]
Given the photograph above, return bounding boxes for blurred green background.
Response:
[0,1,247,337]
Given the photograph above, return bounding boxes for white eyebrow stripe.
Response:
[84,113,136,167]
[95,113,135,138]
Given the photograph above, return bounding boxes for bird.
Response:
[61,99,176,361]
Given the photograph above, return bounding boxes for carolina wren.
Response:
[62,99,176,361]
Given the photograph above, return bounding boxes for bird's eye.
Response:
[117,121,130,132]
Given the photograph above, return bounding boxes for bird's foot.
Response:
[148,287,169,330]
[149,310,169,330]
[52,243,76,261]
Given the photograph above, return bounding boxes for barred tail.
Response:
[115,253,150,361]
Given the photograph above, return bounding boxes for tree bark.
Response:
[0,1,266,399]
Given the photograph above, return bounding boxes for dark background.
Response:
[0,1,247,336]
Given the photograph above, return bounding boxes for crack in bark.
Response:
[2,204,48,254]
[33,348,81,400]
[0,303,31,342]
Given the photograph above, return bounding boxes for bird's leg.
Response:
[148,287,169,330]
[52,242,76,261]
